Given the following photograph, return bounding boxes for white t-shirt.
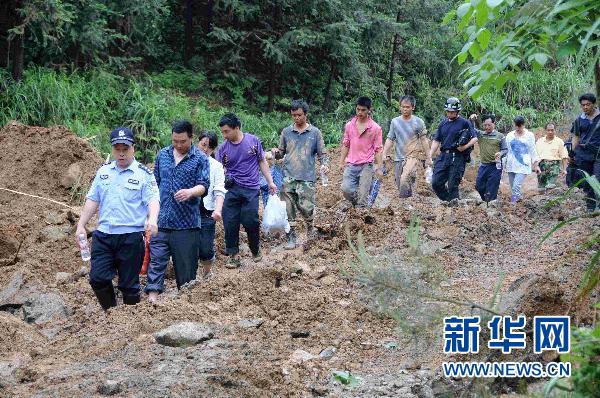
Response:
[203,156,227,211]
[505,129,539,174]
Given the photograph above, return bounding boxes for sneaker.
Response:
[252,251,263,263]
[225,255,241,269]
[148,291,159,304]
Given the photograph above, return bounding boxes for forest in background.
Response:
[0,0,594,161]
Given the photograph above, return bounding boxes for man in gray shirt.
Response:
[273,100,329,249]
[382,95,432,197]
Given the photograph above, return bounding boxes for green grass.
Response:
[0,65,588,162]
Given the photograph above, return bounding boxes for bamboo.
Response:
[0,187,73,209]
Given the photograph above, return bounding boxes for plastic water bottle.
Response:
[496,158,502,170]
[321,168,329,187]
[425,166,433,184]
[78,234,91,262]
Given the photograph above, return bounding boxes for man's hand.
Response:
[457,144,467,152]
[75,225,87,247]
[494,152,501,161]
[174,189,193,202]
[145,220,158,237]
[212,209,222,221]
[559,169,566,176]
[469,114,478,121]
[534,165,542,174]
[339,163,345,173]
[374,166,384,179]
[268,182,277,195]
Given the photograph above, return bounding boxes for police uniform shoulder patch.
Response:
[138,164,152,175]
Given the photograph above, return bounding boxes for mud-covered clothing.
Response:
[387,115,426,161]
[538,160,561,188]
[277,124,328,182]
[281,177,316,227]
[342,163,374,207]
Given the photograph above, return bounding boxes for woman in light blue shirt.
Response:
[198,131,226,278]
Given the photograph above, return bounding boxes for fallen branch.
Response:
[0,187,73,209]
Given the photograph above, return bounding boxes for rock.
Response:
[154,322,214,347]
[319,346,337,360]
[290,330,310,338]
[237,319,264,329]
[338,300,351,308]
[320,275,337,286]
[55,272,72,283]
[97,379,121,396]
[312,266,328,279]
[311,385,329,396]
[289,349,315,363]
[22,292,72,324]
[39,225,71,242]
[60,163,82,189]
[0,271,25,307]
[44,211,68,225]
[292,261,311,274]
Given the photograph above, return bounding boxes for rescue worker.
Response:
[76,127,159,310]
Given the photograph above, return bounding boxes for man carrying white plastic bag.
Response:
[261,194,290,235]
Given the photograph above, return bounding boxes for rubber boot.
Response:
[93,284,117,311]
[123,295,141,305]
[284,228,297,250]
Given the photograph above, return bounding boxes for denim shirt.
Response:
[154,145,210,229]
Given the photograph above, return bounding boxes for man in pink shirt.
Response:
[339,96,384,207]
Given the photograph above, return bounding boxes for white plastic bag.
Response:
[425,166,433,184]
[261,195,290,234]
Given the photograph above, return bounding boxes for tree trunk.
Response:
[386,7,402,104]
[184,0,194,67]
[11,32,23,81]
[323,60,337,111]
[595,57,600,100]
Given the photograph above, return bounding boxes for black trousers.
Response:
[90,230,144,297]
[432,151,468,201]
[222,183,260,256]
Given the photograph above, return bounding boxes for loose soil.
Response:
[0,121,598,397]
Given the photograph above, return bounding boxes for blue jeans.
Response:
[199,210,216,261]
[90,230,144,298]
[508,172,527,201]
[476,163,502,201]
[146,229,200,292]
[432,151,468,201]
[342,163,373,207]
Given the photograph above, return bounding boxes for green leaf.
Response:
[507,55,521,66]
[458,51,469,64]
[476,28,492,49]
[468,41,481,58]
[475,5,489,27]
[332,371,362,387]
[486,0,504,7]
[442,9,457,24]
[468,84,482,98]
[457,3,472,18]
[529,52,549,66]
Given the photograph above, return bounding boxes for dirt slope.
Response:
[0,121,597,397]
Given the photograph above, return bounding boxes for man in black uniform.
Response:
[428,97,477,201]
[571,93,600,213]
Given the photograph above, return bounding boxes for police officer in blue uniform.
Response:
[76,127,160,310]
[428,97,477,202]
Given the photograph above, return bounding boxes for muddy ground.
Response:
[0,121,598,397]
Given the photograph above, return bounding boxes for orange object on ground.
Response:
[140,230,151,275]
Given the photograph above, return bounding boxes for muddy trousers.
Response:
[475,163,502,202]
[431,151,467,201]
[341,163,373,207]
[223,184,260,256]
[90,231,144,308]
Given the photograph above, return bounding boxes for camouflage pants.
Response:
[281,177,316,227]
[538,160,560,188]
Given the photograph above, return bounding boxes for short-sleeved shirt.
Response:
[505,129,539,174]
[86,159,160,234]
[387,115,426,161]
[202,156,227,211]
[433,116,474,152]
[342,116,383,165]
[572,110,600,161]
[536,137,568,161]
[278,124,328,182]
[476,130,507,164]
[217,133,265,189]
[154,145,210,229]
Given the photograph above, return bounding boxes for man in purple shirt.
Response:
[217,113,277,268]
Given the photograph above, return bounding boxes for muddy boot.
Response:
[93,284,117,311]
[123,295,140,305]
[285,228,297,250]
